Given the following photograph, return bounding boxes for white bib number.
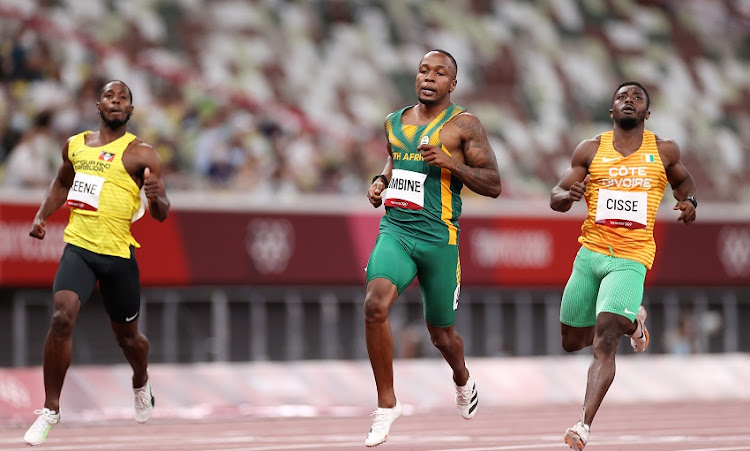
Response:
[384,169,427,210]
[66,172,105,211]
[595,189,648,229]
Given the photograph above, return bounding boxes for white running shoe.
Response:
[630,305,649,353]
[364,400,403,447]
[564,421,590,450]
[24,408,60,446]
[134,380,155,423]
[455,375,478,419]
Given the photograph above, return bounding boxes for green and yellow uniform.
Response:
[367,104,465,327]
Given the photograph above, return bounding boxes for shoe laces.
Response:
[369,409,392,435]
[29,409,58,432]
[134,386,153,409]
[456,381,475,405]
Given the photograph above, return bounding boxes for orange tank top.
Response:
[579,130,667,269]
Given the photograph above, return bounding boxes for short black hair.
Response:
[426,49,458,76]
[99,80,133,103]
[613,81,649,108]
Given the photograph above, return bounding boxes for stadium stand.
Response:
[1,0,748,201]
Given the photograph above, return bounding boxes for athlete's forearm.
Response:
[380,156,393,183]
[450,162,501,198]
[670,174,696,202]
[35,178,69,221]
[550,186,574,212]
[148,194,170,222]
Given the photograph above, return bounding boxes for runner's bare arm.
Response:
[659,138,696,225]
[420,113,501,198]
[550,138,598,212]
[132,142,170,222]
[367,122,394,208]
[29,139,76,239]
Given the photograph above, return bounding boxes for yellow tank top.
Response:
[63,131,142,258]
[579,130,667,269]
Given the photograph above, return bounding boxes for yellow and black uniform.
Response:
[54,131,144,323]
[366,104,465,327]
[64,131,142,258]
[560,130,667,327]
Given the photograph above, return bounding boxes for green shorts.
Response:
[366,233,461,327]
[560,245,646,327]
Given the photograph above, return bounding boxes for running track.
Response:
[1,401,748,450]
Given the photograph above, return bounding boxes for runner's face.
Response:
[610,85,649,130]
[97,82,133,128]
[415,52,457,105]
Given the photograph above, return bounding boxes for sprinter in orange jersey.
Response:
[24,80,169,446]
[550,81,696,450]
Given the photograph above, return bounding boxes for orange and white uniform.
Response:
[579,130,667,269]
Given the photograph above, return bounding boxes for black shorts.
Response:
[53,243,141,323]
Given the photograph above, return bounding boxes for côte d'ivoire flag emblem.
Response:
[643,154,655,163]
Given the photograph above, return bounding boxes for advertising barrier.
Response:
[2,200,749,287]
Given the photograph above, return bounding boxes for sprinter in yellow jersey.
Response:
[24,80,170,446]
[363,49,502,447]
[551,81,696,450]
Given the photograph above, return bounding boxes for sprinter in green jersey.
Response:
[363,49,502,447]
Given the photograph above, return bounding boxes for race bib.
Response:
[595,189,648,229]
[66,172,105,211]
[384,169,427,210]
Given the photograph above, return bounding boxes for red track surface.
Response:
[1,401,748,451]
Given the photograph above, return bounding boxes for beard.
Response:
[418,95,439,106]
[617,115,640,130]
[102,112,131,129]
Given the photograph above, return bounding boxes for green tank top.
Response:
[380,103,466,245]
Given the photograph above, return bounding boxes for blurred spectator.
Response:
[0,0,747,202]
[663,314,699,355]
[2,110,57,188]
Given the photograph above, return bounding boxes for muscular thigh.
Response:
[560,246,601,327]
[414,242,460,328]
[96,246,141,323]
[366,233,417,294]
[53,244,98,303]
[596,257,646,322]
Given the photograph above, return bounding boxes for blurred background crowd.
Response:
[1,0,749,202]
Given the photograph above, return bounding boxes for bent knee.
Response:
[116,331,145,350]
[561,337,585,353]
[49,310,76,337]
[363,296,390,323]
[428,327,456,351]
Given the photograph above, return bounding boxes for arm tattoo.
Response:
[451,115,501,197]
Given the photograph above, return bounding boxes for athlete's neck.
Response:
[612,124,645,154]
[408,101,451,125]
[91,126,129,147]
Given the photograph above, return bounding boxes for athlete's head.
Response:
[610,81,650,130]
[415,49,458,106]
[97,80,133,129]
